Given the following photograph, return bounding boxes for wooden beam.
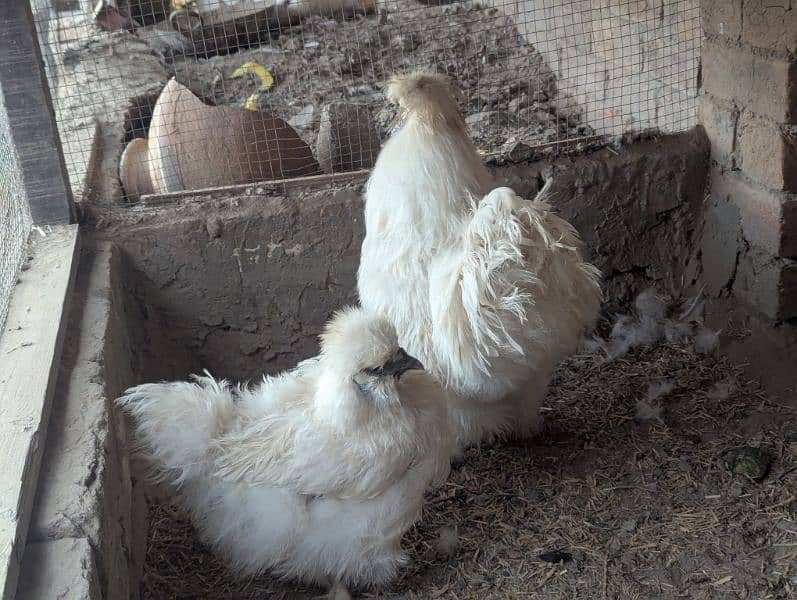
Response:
[0,225,80,600]
[139,168,370,206]
[0,1,75,225]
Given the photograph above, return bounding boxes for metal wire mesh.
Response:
[31,0,700,202]
[0,88,33,332]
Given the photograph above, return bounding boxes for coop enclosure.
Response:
[0,99,32,335]
[21,0,701,207]
[1,1,710,599]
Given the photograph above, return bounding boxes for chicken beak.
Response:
[383,348,424,379]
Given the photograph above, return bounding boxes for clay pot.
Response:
[316,103,381,174]
[120,78,320,202]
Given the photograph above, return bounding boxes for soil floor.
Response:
[143,329,797,599]
[164,0,591,156]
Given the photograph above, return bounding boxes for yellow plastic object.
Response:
[231,62,275,91]
[243,94,260,111]
[170,0,196,10]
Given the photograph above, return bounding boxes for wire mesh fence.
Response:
[0,90,33,332]
[29,0,699,204]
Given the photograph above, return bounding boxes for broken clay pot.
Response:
[316,102,381,174]
[119,78,320,202]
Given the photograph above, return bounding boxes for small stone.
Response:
[502,139,534,163]
[538,549,572,564]
[549,95,582,127]
[283,37,302,52]
[206,216,222,239]
[722,446,771,481]
[288,104,315,129]
[621,519,637,533]
[465,111,509,132]
[508,96,530,113]
[346,84,374,96]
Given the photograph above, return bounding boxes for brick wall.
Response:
[699,0,797,321]
[491,0,700,137]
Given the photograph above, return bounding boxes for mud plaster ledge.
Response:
[16,128,709,597]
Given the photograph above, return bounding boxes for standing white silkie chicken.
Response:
[358,72,603,448]
[118,307,453,593]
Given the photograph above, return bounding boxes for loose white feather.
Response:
[635,380,674,423]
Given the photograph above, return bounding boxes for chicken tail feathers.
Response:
[429,188,541,388]
[117,374,237,485]
[429,184,603,390]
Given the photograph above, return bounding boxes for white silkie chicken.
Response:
[118,307,453,593]
[358,72,603,448]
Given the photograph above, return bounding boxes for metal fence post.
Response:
[0,1,75,225]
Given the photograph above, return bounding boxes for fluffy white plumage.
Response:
[118,307,453,590]
[358,72,603,447]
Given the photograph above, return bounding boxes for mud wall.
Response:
[96,128,708,381]
[17,127,709,597]
[18,245,148,600]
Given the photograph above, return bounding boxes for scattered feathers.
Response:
[587,288,720,360]
[707,379,735,400]
[635,380,674,424]
[694,326,721,355]
[434,526,459,558]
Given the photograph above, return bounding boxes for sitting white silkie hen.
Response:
[118,307,453,593]
[358,71,603,448]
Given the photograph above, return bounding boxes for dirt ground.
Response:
[142,328,797,599]
[166,0,591,155]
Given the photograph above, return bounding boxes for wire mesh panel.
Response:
[0,90,33,332]
[31,0,699,203]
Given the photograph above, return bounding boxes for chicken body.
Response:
[358,73,602,448]
[119,307,453,589]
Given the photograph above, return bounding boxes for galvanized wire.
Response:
[30,0,699,201]
[0,87,33,332]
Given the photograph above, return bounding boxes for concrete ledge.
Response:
[23,243,145,600]
[0,225,79,600]
[16,537,100,600]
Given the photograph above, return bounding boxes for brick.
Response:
[733,246,797,320]
[700,192,743,296]
[738,112,797,192]
[698,94,738,166]
[712,171,797,258]
[702,41,797,123]
[702,0,742,40]
[712,169,797,257]
[742,0,797,55]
